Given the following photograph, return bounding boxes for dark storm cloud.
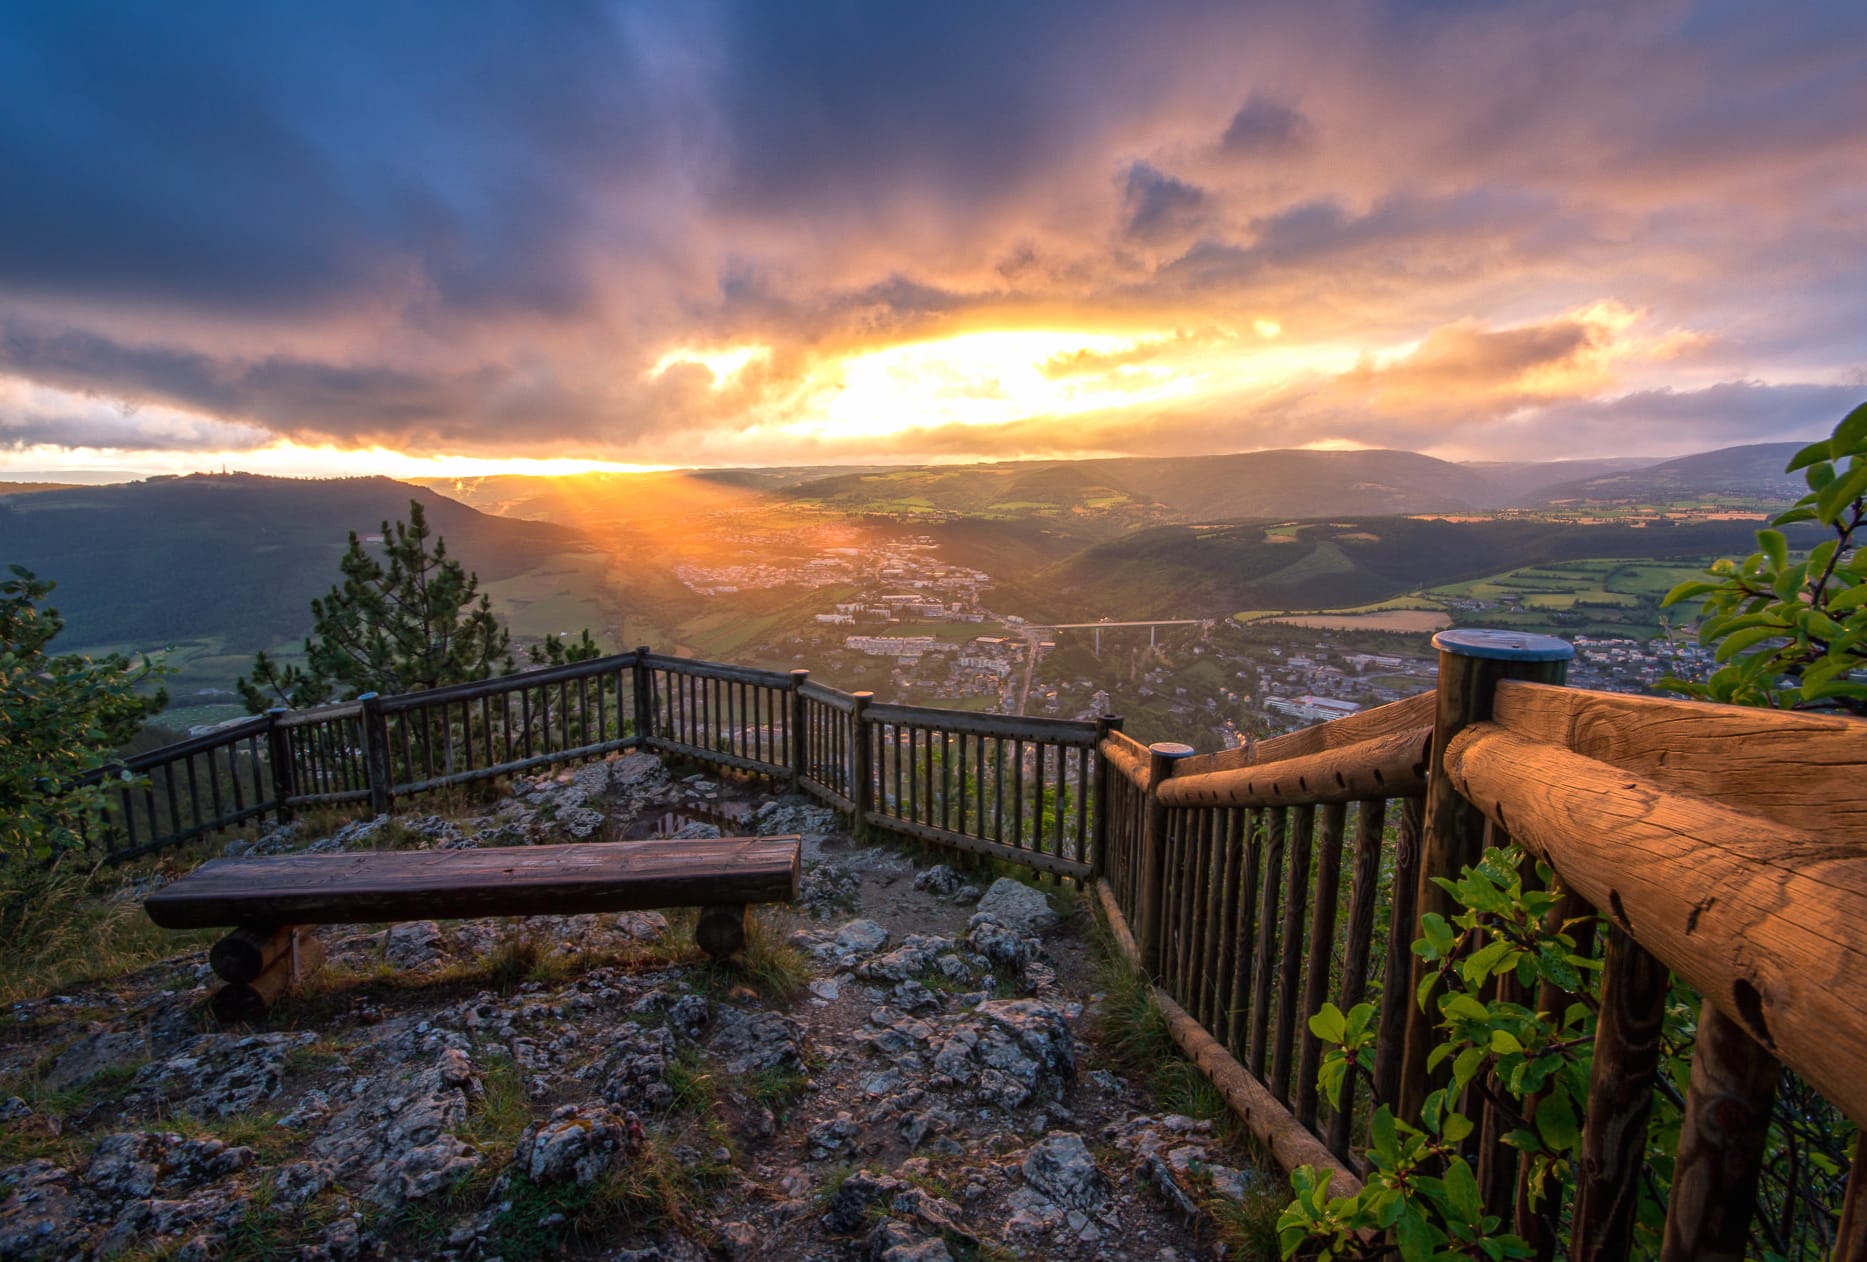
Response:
[0,0,1863,464]
[1122,163,1209,243]
[1220,96,1314,155]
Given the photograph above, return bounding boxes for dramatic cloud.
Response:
[0,0,1862,474]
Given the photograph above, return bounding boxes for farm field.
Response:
[1232,556,1717,640]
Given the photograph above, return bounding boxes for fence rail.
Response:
[61,631,1867,1258]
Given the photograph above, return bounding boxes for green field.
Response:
[1231,556,1716,640]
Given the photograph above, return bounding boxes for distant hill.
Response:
[0,473,589,650]
[786,448,1509,522]
[1528,443,1805,506]
[1457,457,1659,504]
[1037,516,1786,621]
[0,481,86,497]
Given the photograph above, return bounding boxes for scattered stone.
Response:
[975,878,1057,934]
[1021,1132,1107,1210]
[836,919,890,954]
[125,1032,314,1117]
[709,1007,805,1076]
[515,1103,643,1185]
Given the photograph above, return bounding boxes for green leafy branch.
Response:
[1661,401,1867,714]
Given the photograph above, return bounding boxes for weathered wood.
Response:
[264,709,295,818]
[1095,878,1143,969]
[864,700,1097,746]
[360,692,393,817]
[1272,804,1315,1101]
[1837,1134,1867,1262]
[1491,680,1867,839]
[1403,631,1570,1123]
[695,904,749,960]
[1445,722,1867,1123]
[1659,1001,1779,1262]
[212,930,323,1022]
[1297,802,1347,1129]
[147,837,802,929]
[274,702,363,729]
[1138,743,1195,976]
[1374,796,1423,1112]
[1156,990,1364,1197]
[1094,876,1362,1193]
[866,812,1092,880]
[850,693,874,840]
[1516,884,1597,1259]
[1328,797,1386,1159]
[210,924,295,984]
[1173,691,1436,777]
[1098,733,1151,790]
[637,652,792,690]
[1249,807,1287,1077]
[1156,727,1429,809]
[1571,924,1669,1262]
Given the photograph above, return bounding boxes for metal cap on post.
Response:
[1399,627,1573,1121]
[1139,740,1196,977]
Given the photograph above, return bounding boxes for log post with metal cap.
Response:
[1090,714,1123,879]
[1138,740,1196,977]
[1399,628,1573,1122]
[632,646,654,747]
[264,707,296,822]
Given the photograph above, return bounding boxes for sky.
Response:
[1,0,1864,480]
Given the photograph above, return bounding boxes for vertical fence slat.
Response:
[1296,801,1347,1130]
[1570,923,1669,1262]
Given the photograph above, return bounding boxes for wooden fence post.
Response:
[1138,741,1195,977]
[359,692,393,817]
[790,669,810,794]
[1090,715,1122,879]
[1400,629,1571,1122]
[1571,922,1670,1260]
[264,708,296,822]
[850,691,874,841]
[1658,1001,1779,1261]
[632,647,653,746]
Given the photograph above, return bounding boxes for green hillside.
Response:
[1039,516,1785,621]
[0,473,592,652]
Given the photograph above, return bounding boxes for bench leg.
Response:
[211,929,324,1023]
[696,904,749,960]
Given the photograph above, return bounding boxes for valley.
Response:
[0,442,1798,744]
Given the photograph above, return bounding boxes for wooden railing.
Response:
[64,631,1867,1254]
[74,648,1108,880]
[1095,629,1867,1260]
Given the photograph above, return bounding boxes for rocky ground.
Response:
[0,751,1277,1261]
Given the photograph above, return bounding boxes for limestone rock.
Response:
[515,1102,642,1185]
[1020,1132,1107,1210]
[974,878,1057,934]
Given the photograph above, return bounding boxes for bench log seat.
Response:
[146,836,803,1016]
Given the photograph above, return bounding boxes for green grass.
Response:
[0,854,221,1004]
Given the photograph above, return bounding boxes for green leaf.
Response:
[1787,437,1834,471]
[1535,1093,1578,1151]
[1758,529,1789,571]
[1817,461,1867,525]
[1489,1028,1525,1055]
[1309,1002,1348,1044]
[1835,400,1867,454]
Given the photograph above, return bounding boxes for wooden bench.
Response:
[145,836,802,1019]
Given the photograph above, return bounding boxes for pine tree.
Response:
[238,500,518,710]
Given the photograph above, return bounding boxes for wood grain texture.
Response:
[209,925,293,984]
[146,838,802,929]
[1157,727,1429,809]
[1445,723,1867,1124]
[1659,1002,1779,1262]
[1173,691,1434,777]
[211,930,323,1022]
[1492,681,1867,838]
[1572,924,1669,1262]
